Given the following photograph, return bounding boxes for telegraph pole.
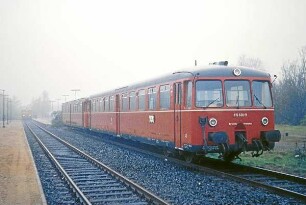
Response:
[71,89,80,100]
[0,89,5,128]
[9,99,12,123]
[56,98,61,111]
[62,94,69,102]
[6,95,9,125]
[49,100,55,112]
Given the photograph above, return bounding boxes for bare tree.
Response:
[274,46,306,125]
[30,91,51,118]
[237,55,263,69]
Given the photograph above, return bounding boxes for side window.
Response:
[129,91,136,111]
[138,90,145,110]
[97,98,100,112]
[110,96,114,111]
[91,100,95,112]
[175,83,182,105]
[148,87,156,110]
[160,84,170,109]
[121,93,128,111]
[185,81,192,108]
[105,97,109,112]
[87,102,91,112]
[100,98,104,112]
[95,99,98,112]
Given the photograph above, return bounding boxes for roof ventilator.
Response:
[209,61,228,66]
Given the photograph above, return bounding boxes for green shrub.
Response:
[300,115,306,125]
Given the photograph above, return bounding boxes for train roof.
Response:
[62,98,87,105]
[90,65,271,98]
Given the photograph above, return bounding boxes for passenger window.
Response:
[97,98,100,112]
[148,87,156,110]
[91,100,95,112]
[100,98,104,112]
[104,97,109,112]
[110,96,114,111]
[129,91,136,111]
[185,81,192,108]
[138,90,145,110]
[121,93,128,111]
[160,85,170,109]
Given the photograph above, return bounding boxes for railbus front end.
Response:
[178,67,281,161]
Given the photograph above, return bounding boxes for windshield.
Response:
[252,81,272,107]
[196,80,223,107]
[225,80,251,107]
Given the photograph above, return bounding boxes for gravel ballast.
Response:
[24,124,81,205]
[39,124,304,205]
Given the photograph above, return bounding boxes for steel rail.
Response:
[33,120,306,203]
[232,163,306,184]
[32,121,170,205]
[67,126,306,203]
[25,123,92,205]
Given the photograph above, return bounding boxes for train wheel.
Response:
[223,151,240,162]
[223,154,235,162]
[163,148,172,157]
[183,152,194,163]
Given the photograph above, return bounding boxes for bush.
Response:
[300,115,306,126]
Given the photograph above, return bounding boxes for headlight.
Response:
[233,68,242,76]
[261,117,269,126]
[209,118,218,127]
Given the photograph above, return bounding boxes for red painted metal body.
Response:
[62,66,280,158]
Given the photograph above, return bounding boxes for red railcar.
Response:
[62,98,86,127]
[62,64,281,161]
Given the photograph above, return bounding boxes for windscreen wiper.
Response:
[254,94,267,109]
[206,98,219,108]
[236,91,240,108]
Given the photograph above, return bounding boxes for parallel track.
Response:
[26,121,169,205]
[199,158,306,203]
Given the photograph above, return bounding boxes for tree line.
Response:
[239,47,306,125]
[273,47,306,125]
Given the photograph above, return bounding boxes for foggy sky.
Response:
[1,0,306,106]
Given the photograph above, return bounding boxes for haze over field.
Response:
[1,0,306,105]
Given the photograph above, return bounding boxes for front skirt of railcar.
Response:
[183,115,281,162]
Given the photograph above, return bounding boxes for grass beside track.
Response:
[236,125,306,177]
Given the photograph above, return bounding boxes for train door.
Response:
[69,103,72,126]
[82,101,84,126]
[174,82,182,148]
[115,94,120,136]
[88,100,91,128]
[83,100,91,128]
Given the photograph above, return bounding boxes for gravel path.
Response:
[0,121,45,205]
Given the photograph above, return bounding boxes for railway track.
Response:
[25,121,169,205]
[199,158,306,203]
[125,143,306,203]
[58,124,306,203]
